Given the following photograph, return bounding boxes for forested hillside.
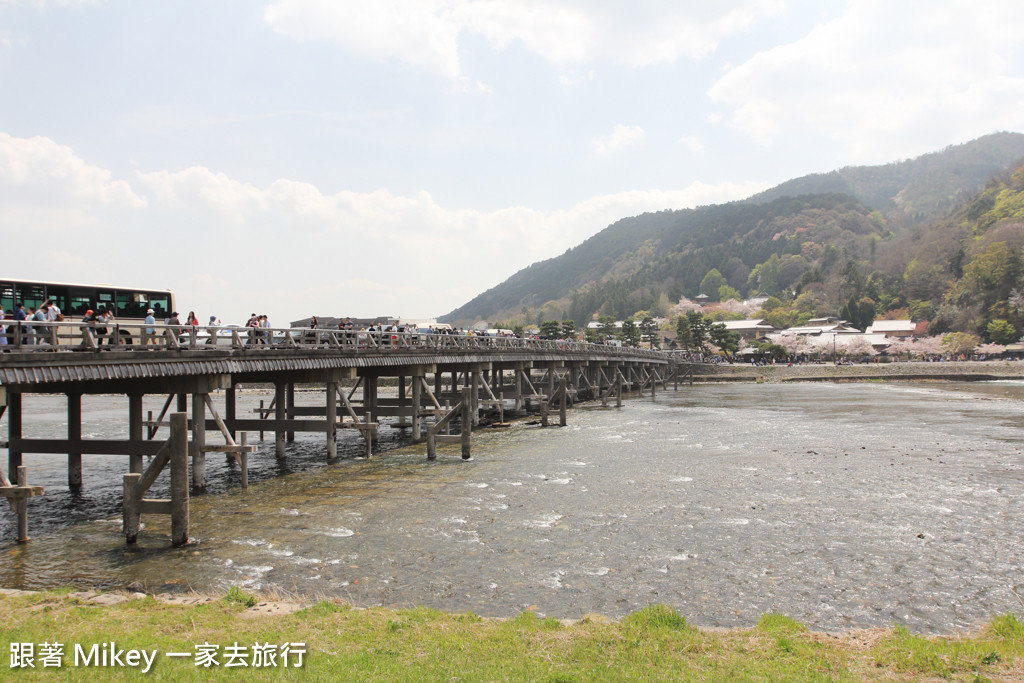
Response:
[441,132,1024,341]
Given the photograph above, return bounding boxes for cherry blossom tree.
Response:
[716,299,757,316]
[769,332,813,358]
[885,336,916,360]
[912,335,947,359]
[976,342,1006,358]
[841,335,876,359]
[668,297,703,317]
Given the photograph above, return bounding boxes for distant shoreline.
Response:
[689,359,1024,383]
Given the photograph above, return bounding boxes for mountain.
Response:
[744,131,1024,225]
[440,132,1024,334]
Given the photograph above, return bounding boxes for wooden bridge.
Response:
[0,320,690,545]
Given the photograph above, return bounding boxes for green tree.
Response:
[709,322,739,358]
[560,320,577,339]
[598,315,617,341]
[539,320,561,338]
[699,269,727,301]
[962,241,1017,308]
[639,316,658,347]
[686,310,709,350]
[621,318,641,347]
[986,318,1017,344]
[765,307,798,330]
[718,284,741,302]
[675,315,692,349]
[942,331,980,355]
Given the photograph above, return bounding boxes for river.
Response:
[1,380,1023,634]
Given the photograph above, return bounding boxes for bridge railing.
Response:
[0,321,667,360]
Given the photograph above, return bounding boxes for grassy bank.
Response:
[2,590,1022,681]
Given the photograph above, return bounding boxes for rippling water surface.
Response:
[2,381,1024,633]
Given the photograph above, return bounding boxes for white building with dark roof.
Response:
[718,318,776,340]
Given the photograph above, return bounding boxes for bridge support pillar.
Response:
[225,384,237,440]
[274,382,286,458]
[191,392,206,488]
[286,383,295,442]
[395,376,409,428]
[469,366,484,426]
[128,393,143,475]
[8,391,22,475]
[326,380,338,459]
[363,375,378,450]
[411,373,422,439]
[68,393,82,489]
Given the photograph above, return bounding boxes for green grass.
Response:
[223,585,258,608]
[1,591,1022,681]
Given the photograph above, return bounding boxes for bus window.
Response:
[0,282,13,313]
[46,286,70,314]
[116,291,147,319]
[68,287,95,317]
[16,284,46,312]
[96,289,115,309]
[148,292,170,318]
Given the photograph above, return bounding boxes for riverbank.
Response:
[692,359,1024,383]
[1,589,1022,681]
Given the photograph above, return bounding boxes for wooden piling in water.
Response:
[191,393,207,488]
[129,393,143,475]
[15,466,29,542]
[274,382,286,458]
[461,387,472,459]
[169,412,189,546]
[68,393,82,489]
[8,392,21,476]
[240,433,249,489]
[559,377,568,427]
[326,380,338,458]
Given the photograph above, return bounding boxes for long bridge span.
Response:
[0,321,688,544]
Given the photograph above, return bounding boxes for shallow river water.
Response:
[2,381,1024,633]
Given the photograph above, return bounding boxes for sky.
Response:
[1,0,1023,326]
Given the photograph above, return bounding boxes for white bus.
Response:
[0,278,176,344]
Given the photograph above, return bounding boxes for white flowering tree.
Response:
[769,332,813,359]
[841,335,876,359]
[885,336,916,360]
[913,335,947,359]
[668,297,704,317]
[976,342,1006,358]
[716,298,756,316]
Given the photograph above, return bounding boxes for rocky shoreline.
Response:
[690,359,1024,383]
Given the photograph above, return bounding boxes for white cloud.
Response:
[4,0,105,7]
[0,133,763,323]
[0,132,145,209]
[591,124,646,156]
[679,135,703,152]
[264,0,464,79]
[263,1,785,79]
[707,0,1024,160]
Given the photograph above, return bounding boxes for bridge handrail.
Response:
[0,320,669,360]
